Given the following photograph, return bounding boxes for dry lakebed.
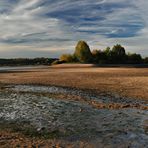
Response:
[0,65,148,147]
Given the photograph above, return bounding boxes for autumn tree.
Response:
[60,54,75,63]
[74,41,92,63]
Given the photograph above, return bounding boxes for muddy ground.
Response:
[0,65,148,147]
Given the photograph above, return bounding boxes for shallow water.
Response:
[0,85,148,147]
[0,66,46,72]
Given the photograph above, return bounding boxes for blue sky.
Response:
[0,0,148,58]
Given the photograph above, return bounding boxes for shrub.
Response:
[51,60,65,65]
[60,54,75,63]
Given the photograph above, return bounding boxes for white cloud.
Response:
[0,0,147,58]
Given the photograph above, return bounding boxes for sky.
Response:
[0,0,148,58]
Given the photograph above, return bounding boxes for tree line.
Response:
[1,41,147,66]
[0,58,57,66]
[58,41,148,64]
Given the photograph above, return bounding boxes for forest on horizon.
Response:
[0,41,148,66]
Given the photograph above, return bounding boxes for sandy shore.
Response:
[0,64,147,100]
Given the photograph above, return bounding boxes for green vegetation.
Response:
[0,41,147,66]
[74,40,93,63]
[0,58,57,66]
[144,57,148,64]
[59,54,76,63]
[59,40,148,64]
[110,44,126,64]
[127,53,143,64]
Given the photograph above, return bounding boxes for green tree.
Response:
[144,57,148,64]
[127,53,143,64]
[74,40,92,63]
[92,49,107,64]
[111,44,126,63]
[104,47,111,63]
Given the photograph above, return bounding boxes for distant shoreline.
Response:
[0,63,148,73]
[52,63,148,68]
[0,63,148,70]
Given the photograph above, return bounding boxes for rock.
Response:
[37,127,45,132]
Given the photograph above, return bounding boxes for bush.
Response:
[51,60,65,65]
[59,54,75,63]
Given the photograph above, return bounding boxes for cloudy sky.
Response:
[0,0,148,58]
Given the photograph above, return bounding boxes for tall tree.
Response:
[111,44,126,63]
[127,53,143,64]
[92,49,107,64]
[74,41,92,63]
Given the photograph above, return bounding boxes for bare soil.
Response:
[0,64,148,100]
[0,64,148,147]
